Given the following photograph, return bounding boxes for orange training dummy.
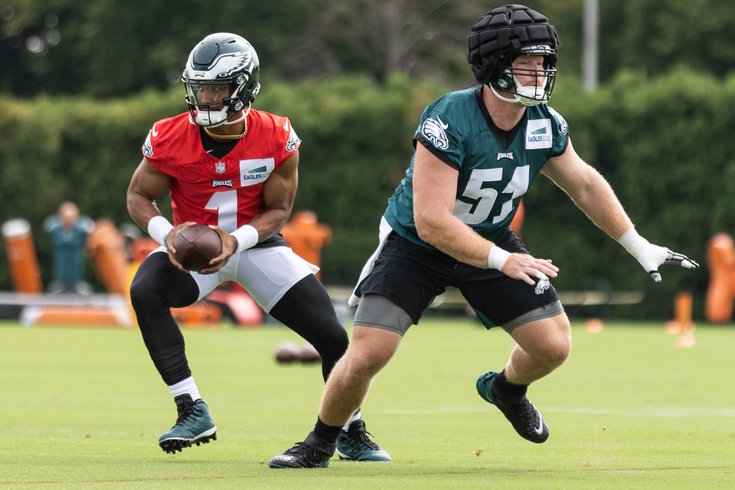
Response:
[281,211,332,279]
[705,233,735,323]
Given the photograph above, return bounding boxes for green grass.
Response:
[1,318,734,489]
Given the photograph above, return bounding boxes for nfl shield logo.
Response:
[215,162,225,174]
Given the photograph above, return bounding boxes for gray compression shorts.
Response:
[353,294,414,336]
[354,294,564,336]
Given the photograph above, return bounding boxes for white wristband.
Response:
[488,245,511,270]
[147,215,174,246]
[617,227,649,259]
[231,224,259,254]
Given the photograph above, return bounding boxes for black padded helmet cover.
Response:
[468,4,559,85]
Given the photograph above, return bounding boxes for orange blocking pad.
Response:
[666,292,695,335]
[172,302,222,328]
[2,219,42,293]
[705,233,735,323]
[6,292,134,327]
[20,305,132,327]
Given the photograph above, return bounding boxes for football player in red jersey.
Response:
[126,33,390,462]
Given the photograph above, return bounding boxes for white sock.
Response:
[168,376,202,401]
[343,409,362,431]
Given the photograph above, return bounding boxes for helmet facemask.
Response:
[184,77,248,127]
[490,45,557,107]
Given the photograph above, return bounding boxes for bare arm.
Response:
[126,158,195,270]
[126,157,171,231]
[542,139,698,282]
[413,143,558,284]
[542,139,633,240]
[252,150,299,239]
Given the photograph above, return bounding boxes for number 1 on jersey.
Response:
[205,190,238,231]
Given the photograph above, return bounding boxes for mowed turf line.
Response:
[1,318,733,489]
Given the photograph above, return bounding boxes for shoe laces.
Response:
[283,441,331,463]
[284,442,311,456]
[506,398,540,429]
[520,399,539,420]
[345,420,381,450]
[174,397,201,426]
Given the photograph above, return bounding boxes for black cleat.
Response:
[269,433,335,468]
[476,371,549,443]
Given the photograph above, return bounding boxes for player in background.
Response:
[43,201,94,295]
[269,4,698,468]
[126,32,390,461]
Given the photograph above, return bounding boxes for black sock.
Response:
[312,416,342,444]
[491,370,527,403]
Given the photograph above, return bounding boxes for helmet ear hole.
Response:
[496,72,514,90]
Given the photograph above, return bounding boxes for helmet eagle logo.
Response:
[213,52,252,77]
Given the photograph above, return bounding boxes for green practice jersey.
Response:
[384,85,569,248]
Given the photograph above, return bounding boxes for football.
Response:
[298,344,321,363]
[274,341,300,364]
[173,224,222,271]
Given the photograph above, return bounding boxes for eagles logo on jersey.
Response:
[285,122,301,152]
[421,116,450,150]
[142,132,154,158]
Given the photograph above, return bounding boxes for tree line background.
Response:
[2,0,735,319]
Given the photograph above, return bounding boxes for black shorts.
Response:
[356,230,561,330]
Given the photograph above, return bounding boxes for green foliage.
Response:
[0,88,180,286]
[258,75,445,284]
[6,0,735,97]
[1,70,733,319]
[523,68,733,318]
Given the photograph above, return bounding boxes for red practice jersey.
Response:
[141,110,300,231]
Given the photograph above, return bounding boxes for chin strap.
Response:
[222,103,251,126]
[489,73,548,107]
[197,102,251,128]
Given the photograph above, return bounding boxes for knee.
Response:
[315,330,349,377]
[519,315,572,366]
[342,341,396,380]
[129,277,151,312]
[343,352,384,381]
[319,326,349,354]
[542,337,571,366]
[307,320,348,361]
[539,318,572,365]
[129,276,161,314]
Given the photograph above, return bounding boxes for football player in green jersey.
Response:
[270,4,699,468]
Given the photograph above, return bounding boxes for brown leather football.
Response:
[297,344,321,363]
[173,224,222,271]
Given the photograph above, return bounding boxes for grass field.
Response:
[1,317,734,489]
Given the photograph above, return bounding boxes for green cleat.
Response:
[158,394,217,454]
[476,371,549,444]
[336,420,392,462]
